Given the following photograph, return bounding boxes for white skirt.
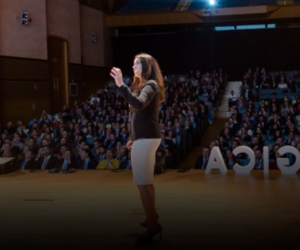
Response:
[131,138,161,185]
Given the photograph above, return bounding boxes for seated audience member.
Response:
[117,127,129,145]
[236,98,245,111]
[0,142,12,157]
[91,140,101,161]
[277,80,288,89]
[219,135,230,149]
[11,133,24,152]
[2,121,16,135]
[227,90,237,112]
[224,149,240,170]
[78,149,97,169]
[232,108,242,125]
[35,147,44,162]
[107,134,117,149]
[174,121,186,143]
[18,150,36,170]
[36,146,57,170]
[242,85,254,102]
[56,145,68,160]
[184,120,193,137]
[119,149,131,169]
[44,134,55,149]
[228,117,239,135]
[276,137,284,147]
[165,120,173,132]
[194,147,210,169]
[253,148,263,169]
[269,149,280,169]
[240,127,251,142]
[160,132,175,152]
[102,133,111,147]
[284,131,296,146]
[53,137,69,154]
[26,138,39,155]
[56,150,77,170]
[97,145,106,162]
[96,149,120,170]
[166,130,176,145]
[269,144,280,160]
[164,148,175,169]
[116,145,126,160]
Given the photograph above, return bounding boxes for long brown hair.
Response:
[132,53,165,103]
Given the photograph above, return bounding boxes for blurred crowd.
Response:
[0,68,226,172]
[195,68,300,170]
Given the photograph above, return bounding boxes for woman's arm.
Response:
[118,82,159,111]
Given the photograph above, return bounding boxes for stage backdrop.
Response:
[111,28,300,80]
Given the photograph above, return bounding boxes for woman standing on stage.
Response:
[110,53,165,243]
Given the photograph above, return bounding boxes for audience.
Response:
[195,67,300,171]
[1,68,227,172]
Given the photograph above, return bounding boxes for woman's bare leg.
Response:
[137,184,158,230]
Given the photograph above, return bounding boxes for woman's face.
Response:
[28,139,34,146]
[23,146,29,154]
[226,150,233,159]
[133,58,142,79]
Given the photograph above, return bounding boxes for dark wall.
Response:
[0,57,51,131]
[68,64,111,106]
[112,28,300,80]
[0,57,110,130]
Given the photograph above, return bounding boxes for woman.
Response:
[166,130,176,144]
[225,149,239,170]
[110,53,165,242]
[269,149,280,169]
[240,126,251,142]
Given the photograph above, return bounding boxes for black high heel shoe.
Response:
[136,224,162,243]
[139,213,159,227]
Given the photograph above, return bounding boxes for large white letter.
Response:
[205,146,227,175]
[277,146,300,175]
[233,146,255,174]
[263,146,269,175]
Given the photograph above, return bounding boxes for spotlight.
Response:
[209,0,215,5]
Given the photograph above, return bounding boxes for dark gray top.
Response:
[117,80,161,141]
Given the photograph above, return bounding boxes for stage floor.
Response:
[0,169,299,249]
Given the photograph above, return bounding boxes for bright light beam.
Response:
[209,0,215,5]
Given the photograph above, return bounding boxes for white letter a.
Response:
[205,146,228,175]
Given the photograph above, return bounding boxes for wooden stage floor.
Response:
[0,169,299,250]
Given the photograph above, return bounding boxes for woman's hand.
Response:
[110,67,124,87]
[126,140,133,150]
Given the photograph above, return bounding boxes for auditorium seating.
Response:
[213,68,300,168]
[1,68,226,171]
